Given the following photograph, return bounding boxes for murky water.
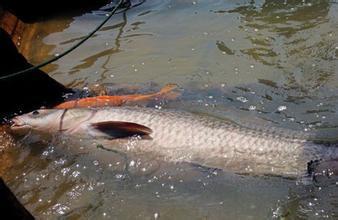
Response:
[2,0,338,219]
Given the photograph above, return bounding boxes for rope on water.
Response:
[0,0,125,80]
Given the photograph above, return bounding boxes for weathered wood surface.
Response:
[0,10,24,50]
[1,0,111,22]
[0,9,64,66]
[0,10,42,58]
[0,0,113,62]
[0,28,72,120]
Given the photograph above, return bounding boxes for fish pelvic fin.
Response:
[90,121,152,139]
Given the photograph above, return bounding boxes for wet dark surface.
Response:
[1,0,338,219]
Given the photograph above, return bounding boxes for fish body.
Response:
[10,107,338,176]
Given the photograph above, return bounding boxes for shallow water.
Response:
[2,0,338,219]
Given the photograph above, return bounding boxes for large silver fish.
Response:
[10,107,338,176]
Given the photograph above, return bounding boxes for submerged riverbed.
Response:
[1,0,338,219]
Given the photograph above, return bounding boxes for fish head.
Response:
[10,109,66,135]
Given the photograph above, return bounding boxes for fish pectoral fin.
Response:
[91,121,152,139]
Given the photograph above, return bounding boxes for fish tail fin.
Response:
[127,84,180,103]
[155,84,180,100]
[158,84,177,94]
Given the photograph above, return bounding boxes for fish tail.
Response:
[157,84,181,100]
[123,84,180,103]
[158,84,178,95]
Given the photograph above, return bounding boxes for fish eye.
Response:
[32,110,40,115]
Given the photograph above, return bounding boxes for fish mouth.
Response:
[10,117,31,133]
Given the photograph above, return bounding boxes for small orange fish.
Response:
[54,84,179,109]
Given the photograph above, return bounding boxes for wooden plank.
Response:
[0,10,25,51]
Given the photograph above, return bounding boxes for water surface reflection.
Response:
[2,0,338,219]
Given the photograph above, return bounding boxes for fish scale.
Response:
[11,107,338,177]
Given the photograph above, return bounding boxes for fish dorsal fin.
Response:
[91,121,152,139]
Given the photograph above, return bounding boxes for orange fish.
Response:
[54,84,179,109]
